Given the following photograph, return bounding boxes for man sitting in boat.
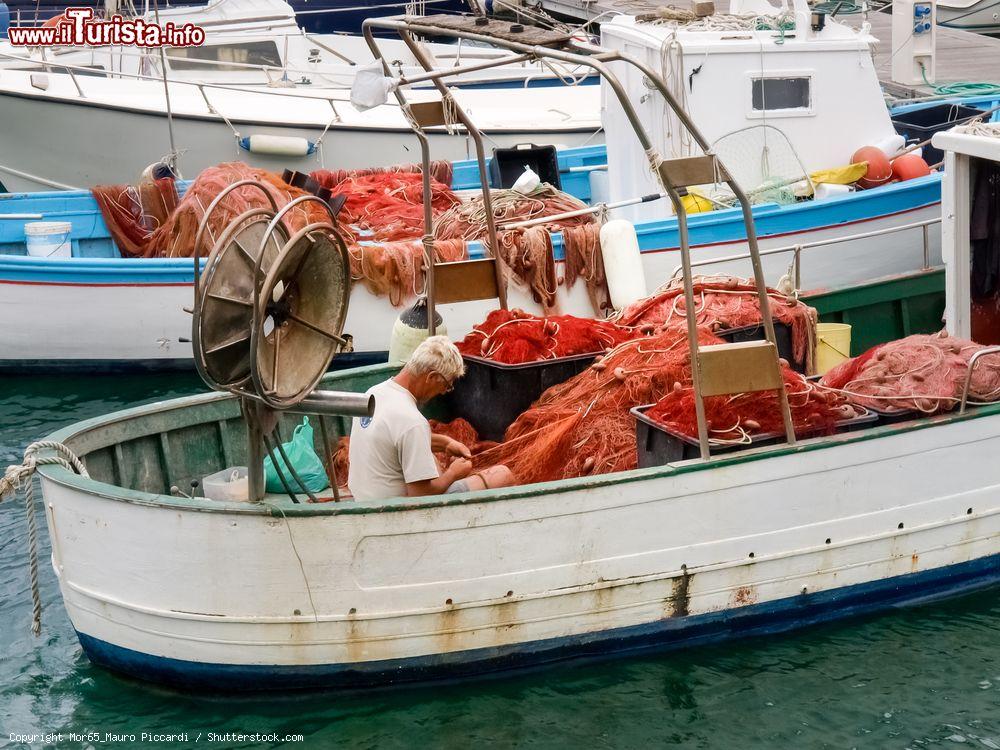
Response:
[347,336,515,500]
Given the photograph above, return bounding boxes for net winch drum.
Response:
[190,181,371,502]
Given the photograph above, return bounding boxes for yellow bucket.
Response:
[816,323,852,375]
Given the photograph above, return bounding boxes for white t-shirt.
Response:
[347,379,440,501]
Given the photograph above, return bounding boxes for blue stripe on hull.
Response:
[75,553,1000,691]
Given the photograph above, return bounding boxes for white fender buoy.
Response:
[388,298,448,365]
[600,219,647,311]
[239,135,315,157]
[874,133,906,159]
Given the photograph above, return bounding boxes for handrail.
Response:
[669,217,941,287]
[960,346,1000,413]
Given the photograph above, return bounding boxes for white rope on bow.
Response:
[1,441,89,636]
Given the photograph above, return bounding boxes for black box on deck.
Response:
[717,321,801,372]
[489,143,562,190]
[631,404,876,467]
[864,404,917,425]
[891,103,981,167]
[447,352,596,441]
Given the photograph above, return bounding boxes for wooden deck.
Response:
[533,0,1000,98]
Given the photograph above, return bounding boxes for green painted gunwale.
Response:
[37,361,1000,518]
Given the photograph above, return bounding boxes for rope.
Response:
[1,441,89,636]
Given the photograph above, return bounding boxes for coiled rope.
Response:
[0,441,89,636]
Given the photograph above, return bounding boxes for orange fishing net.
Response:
[347,238,468,306]
[615,275,818,373]
[820,332,1000,414]
[434,186,598,307]
[646,368,858,445]
[562,223,611,313]
[93,163,331,259]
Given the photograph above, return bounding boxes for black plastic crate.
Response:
[489,143,562,190]
[632,404,877,467]
[717,321,801,372]
[863,404,917,425]
[891,103,981,167]
[446,352,596,441]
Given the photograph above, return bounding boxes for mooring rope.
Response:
[0,441,89,636]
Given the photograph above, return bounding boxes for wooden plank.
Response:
[408,100,448,128]
[697,340,783,397]
[657,155,727,189]
[433,259,500,303]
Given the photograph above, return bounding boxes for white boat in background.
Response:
[0,0,601,192]
[937,0,1000,33]
[0,0,970,371]
[0,0,594,90]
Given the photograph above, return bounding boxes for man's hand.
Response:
[445,438,472,459]
[447,457,473,480]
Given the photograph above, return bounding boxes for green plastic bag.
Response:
[263,417,330,493]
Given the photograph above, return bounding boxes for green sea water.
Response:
[2,373,1000,749]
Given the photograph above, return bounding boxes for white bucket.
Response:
[25,221,72,258]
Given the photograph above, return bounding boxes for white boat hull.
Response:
[38,393,1000,688]
[0,202,942,370]
[0,72,602,193]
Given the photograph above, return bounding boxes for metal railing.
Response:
[960,346,1000,413]
[669,216,941,289]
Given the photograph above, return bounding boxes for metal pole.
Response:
[362,24,443,327]
[396,28,508,308]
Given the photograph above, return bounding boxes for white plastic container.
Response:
[814,183,854,201]
[25,221,72,258]
[600,219,647,311]
[202,466,250,502]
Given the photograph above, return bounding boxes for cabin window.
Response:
[751,76,811,111]
[165,41,281,72]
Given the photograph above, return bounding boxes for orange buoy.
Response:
[891,153,932,182]
[851,146,893,190]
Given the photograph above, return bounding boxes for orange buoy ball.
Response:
[851,146,893,190]
[891,153,931,182]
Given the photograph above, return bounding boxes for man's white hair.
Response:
[405,335,465,381]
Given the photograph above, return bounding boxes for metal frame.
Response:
[364,15,796,459]
[960,346,1000,413]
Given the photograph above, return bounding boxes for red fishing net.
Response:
[645,368,860,446]
[820,332,1000,414]
[93,163,331,259]
[615,275,818,373]
[318,171,460,243]
[311,160,453,193]
[456,309,636,364]
[470,327,713,483]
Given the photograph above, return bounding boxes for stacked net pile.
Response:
[313,170,460,243]
[455,309,636,364]
[311,160,453,193]
[820,332,1000,414]
[471,327,717,483]
[615,275,818,373]
[331,417,494,489]
[645,369,861,446]
[93,163,330,259]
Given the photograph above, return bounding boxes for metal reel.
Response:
[194,209,288,390]
[251,222,352,409]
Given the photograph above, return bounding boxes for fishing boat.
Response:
[0,0,595,90]
[937,0,1000,33]
[4,17,1000,691]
